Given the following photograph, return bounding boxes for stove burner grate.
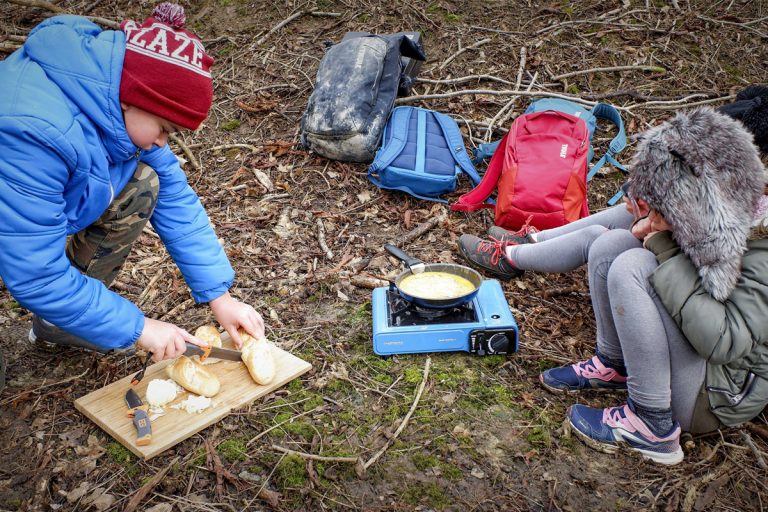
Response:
[386,289,478,327]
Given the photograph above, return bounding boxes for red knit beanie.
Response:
[120,3,214,130]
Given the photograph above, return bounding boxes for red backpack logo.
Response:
[451,100,626,231]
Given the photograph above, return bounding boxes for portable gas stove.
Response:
[372,280,518,356]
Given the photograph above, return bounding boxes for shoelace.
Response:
[602,405,632,430]
[477,237,507,265]
[572,358,600,378]
[513,215,538,237]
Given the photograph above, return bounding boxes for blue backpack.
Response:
[367,106,482,203]
[473,98,628,204]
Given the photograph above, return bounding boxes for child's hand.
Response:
[209,292,265,349]
[136,318,206,361]
[631,216,653,240]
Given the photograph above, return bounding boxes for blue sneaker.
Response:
[567,403,684,465]
[539,356,627,393]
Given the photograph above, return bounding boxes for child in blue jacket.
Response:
[0,3,264,376]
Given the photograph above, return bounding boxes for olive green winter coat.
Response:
[647,230,768,427]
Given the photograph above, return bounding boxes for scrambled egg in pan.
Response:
[398,271,476,300]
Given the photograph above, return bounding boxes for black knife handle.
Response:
[132,408,152,446]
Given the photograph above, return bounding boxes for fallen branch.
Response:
[551,65,666,81]
[123,457,179,512]
[316,218,333,259]
[271,445,360,463]
[392,213,446,247]
[417,74,516,87]
[739,429,768,470]
[350,275,389,290]
[397,89,597,108]
[0,367,90,406]
[8,0,64,13]
[363,356,431,471]
[169,133,201,173]
[439,38,492,70]
[625,94,734,111]
[255,10,305,46]
[247,406,323,447]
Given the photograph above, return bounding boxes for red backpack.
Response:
[451,99,626,231]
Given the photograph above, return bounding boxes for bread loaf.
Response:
[166,356,221,397]
[239,329,276,385]
[193,325,222,365]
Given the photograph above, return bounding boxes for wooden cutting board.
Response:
[74,336,311,459]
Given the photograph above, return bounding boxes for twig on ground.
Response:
[123,457,179,512]
[0,368,90,406]
[739,429,768,469]
[255,10,305,46]
[363,356,431,471]
[551,65,666,81]
[271,444,360,463]
[626,94,734,111]
[316,218,334,259]
[8,0,63,13]
[439,38,492,70]
[697,15,768,39]
[247,406,323,447]
[170,133,201,173]
[417,74,516,87]
[397,89,597,107]
[391,213,446,247]
[350,275,389,290]
[514,47,527,91]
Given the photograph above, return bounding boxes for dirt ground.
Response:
[1,0,768,511]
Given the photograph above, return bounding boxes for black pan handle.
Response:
[384,244,425,273]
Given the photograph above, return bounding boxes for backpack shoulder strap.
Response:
[367,107,452,204]
[451,131,510,212]
[588,103,629,205]
[587,103,627,180]
[432,111,482,186]
[368,106,412,180]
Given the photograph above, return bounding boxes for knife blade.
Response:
[125,389,152,446]
[185,342,242,362]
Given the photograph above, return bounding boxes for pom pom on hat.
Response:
[152,2,186,28]
[119,3,214,131]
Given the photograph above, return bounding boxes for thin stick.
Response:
[123,457,179,512]
[0,368,90,406]
[254,11,305,46]
[205,143,260,153]
[514,47,527,91]
[625,94,734,111]
[246,406,322,447]
[392,213,446,247]
[363,356,431,470]
[271,445,359,463]
[485,47,527,142]
[316,218,333,259]
[551,65,666,81]
[397,89,597,108]
[740,430,768,470]
[439,38,492,70]
[7,0,64,13]
[417,74,515,86]
[169,133,201,172]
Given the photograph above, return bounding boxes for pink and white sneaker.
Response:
[539,355,627,393]
[567,403,684,465]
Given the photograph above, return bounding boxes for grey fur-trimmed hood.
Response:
[629,107,764,301]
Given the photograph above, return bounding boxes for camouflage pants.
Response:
[66,164,159,286]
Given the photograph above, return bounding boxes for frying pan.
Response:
[385,244,482,309]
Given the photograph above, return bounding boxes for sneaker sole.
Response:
[457,244,519,282]
[539,373,628,394]
[567,414,684,466]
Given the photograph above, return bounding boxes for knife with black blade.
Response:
[185,342,242,362]
[125,388,152,446]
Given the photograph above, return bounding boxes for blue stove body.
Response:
[372,280,519,356]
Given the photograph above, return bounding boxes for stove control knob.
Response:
[488,332,509,353]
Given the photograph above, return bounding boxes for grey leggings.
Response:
[506,207,707,430]
[508,205,634,273]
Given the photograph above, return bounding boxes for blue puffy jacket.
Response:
[0,16,235,349]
